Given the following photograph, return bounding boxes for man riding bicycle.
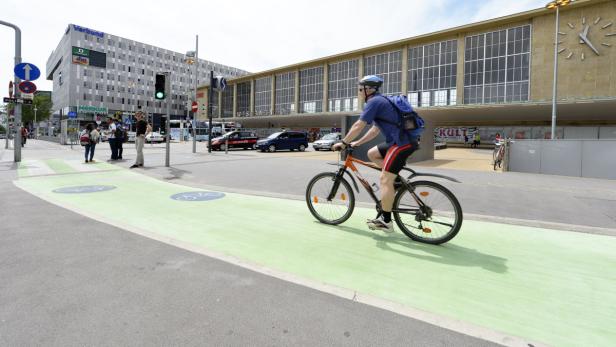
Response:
[332,75,419,233]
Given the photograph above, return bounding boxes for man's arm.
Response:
[351,125,380,147]
[332,120,367,151]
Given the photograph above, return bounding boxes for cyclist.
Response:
[332,75,419,233]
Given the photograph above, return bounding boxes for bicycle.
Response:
[493,140,506,170]
[305,146,463,245]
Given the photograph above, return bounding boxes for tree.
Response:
[6,94,53,125]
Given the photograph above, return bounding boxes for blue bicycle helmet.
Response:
[359,75,384,89]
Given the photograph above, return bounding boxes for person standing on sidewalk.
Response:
[21,126,29,147]
[130,111,151,168]
[82,123,100,163]
[115,117,125,160]
[107,116,118,160]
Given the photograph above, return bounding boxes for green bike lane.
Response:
[15,159,616,347]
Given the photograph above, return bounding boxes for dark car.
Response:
[256,131,309,152]
[209,130,258,151]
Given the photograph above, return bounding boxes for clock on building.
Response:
[558,16,615,61]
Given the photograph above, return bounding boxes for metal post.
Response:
[225,137,228,154]
[165,71,171,167]
[193,34,198,153]
[34,105,37,139]
[550,6,560,140]
[208,70,214,153]
[0,20,22,161]
[4,112,8,149]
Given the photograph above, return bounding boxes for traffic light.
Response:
[155,73,166,100]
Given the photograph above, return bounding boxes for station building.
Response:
[197,0,616,160]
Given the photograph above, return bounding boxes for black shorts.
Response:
[377,142,418,174]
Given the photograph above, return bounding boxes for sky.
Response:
[1,0,548,94]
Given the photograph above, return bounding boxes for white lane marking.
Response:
[20,160,55,177]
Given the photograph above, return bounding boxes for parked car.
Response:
[209,131,258,151]
[146,132,165,143]
[256,131,309,152]
[312,133,342,151]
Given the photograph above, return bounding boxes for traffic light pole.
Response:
[165,72,171,167]
[207,70,214,153]
[0,20,22,162]
[192,34,198,154]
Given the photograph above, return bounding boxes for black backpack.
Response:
[115,125,127,142]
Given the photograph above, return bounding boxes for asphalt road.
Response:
[0,142,504,346]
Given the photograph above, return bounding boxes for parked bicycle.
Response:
[305,146,463,245]
[493,139,508,170]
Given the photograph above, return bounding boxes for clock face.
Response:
[558,16,615,61]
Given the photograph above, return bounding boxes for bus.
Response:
[194,121,239,141]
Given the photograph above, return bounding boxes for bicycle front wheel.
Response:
[306,172,355,225]
[393,180,463,244]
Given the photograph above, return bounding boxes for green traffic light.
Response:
[155,91,165,99]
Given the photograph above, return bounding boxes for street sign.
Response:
[3,97,33,105]
[68,111,77,118]
[191,101,198,112]
[214,76,227,92]
[21,93,33,100]
[18,81,37,94]
[14,63,41,81]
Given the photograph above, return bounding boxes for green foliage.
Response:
[6,94,53,125]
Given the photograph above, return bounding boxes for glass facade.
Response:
[236,82,251,117]
[275,72,295,115]
[299,66,324,113]
[328,59,359,112]
[464,25,531,104]
[254,77,272,116]
[364,51,402,96]
[408,40,457,107]
[222,85,234,118]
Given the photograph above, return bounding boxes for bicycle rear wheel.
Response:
[306,172,355,225]
[393,180,462,244]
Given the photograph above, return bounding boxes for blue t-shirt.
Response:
[359,94,411,145]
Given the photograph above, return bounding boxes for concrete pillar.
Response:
[401,45,409,96]
[232,83,237,117]
[408,119,435,163]
[217,90,223,118]
[270,75,276,115]
[294,70,300,114]
[456,34,465,105]
[249,79,255,116]
[358,54,364,111]
[322,63,329,112]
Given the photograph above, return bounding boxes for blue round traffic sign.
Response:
[14,63,41,81]
[18,81,37,94]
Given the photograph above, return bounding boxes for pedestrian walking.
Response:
[115,117,125,160]
[130,111,151,168]
[81,123,100,163]
[21,126,28,147]
[472,132,481,148]
[107,116,118,160]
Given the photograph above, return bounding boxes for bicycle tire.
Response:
[393,180,463,245]
[306,172,355,225]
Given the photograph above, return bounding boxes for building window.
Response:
[254,77,272,116]
[299,66,323,113]
[222,86,234,118]
[364,51,402,96]
[464,25,531,104]
[236,82,251,117]
[328,59,358,112]
[408,40,457,107]
[274,72,295,115]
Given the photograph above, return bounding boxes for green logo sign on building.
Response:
[72,47,90,57]
[78,105,107,114]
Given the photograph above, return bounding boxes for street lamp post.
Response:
[546,0,573,140]
[1,19,22,161]
[185,35,199,153]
